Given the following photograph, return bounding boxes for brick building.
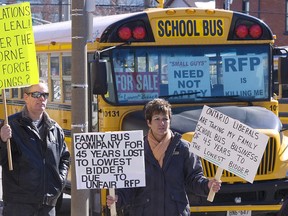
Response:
[216,0,288,46]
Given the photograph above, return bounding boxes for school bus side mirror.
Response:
[278,57,288,85]
[90,59,108,95]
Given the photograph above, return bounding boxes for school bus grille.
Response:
[202,137,276,178]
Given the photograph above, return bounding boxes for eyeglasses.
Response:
[26,92,49,99]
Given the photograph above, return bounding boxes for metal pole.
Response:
[71,0,90,215]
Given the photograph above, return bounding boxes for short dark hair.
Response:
[144,98,172,122]
[23,79,48,94]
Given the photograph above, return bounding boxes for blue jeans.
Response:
[3,202,55,216]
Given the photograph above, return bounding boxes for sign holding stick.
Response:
[2,90,13,170]
[190,105,269,201]
[109,188,117,216]
[0,3,39,171]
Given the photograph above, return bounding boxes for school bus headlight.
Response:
[249,24,262,39]
[235,24,249,39]
[133,26,146,40]
[118,26,132,40]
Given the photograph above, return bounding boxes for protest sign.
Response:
[73,130,146,189]
[190,105,269,184]
[0,2,39,90]
[0,3,38,170]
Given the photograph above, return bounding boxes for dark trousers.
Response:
[278,198,288,216]
[3,202,55,216]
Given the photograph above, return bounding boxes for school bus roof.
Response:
[33,12,142,45]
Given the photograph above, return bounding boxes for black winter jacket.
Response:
[0,108,70,206]
[116,132,209,216]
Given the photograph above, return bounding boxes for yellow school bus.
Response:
[1,7,288,216]
[274,50,288,136]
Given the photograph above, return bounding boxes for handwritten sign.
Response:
[190,105,269,183]
[167,57,211,97]
[0,2,38,90]
[73,130,146,189]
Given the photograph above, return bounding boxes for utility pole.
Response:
[71,0,90,215]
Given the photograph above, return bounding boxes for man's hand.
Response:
[0,124,12,143]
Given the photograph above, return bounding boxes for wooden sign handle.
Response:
[109,188,117,216]
[207,167,223,202]
[2,89,13,171]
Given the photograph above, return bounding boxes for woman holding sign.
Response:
[107,98,221,216]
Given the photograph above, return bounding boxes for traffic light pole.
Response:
[71,0,90,215]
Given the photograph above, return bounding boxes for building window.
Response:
[242,0,249,14]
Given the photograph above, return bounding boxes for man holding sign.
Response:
[0,81,70,216]
[107,98,221,216]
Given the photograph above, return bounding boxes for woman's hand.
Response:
[107,195,118,207]
[208,179,221,192]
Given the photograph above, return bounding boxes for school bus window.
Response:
[113,50,135,72]
[149,55,159,72]
[126,53,135,72]
[113,55,125,72]
[63,80,72,101]
[105,57,116,101]
[111,45,270,104]
[62,56,71,76]
[20,88,25,99]
[4,89,10,98]
[137,56,147,72]
[11,88,18,99]
[283,84,288,97]
[50,56,60,76]
[208,55,223,86]
[52,79,61,101]
[38,54,48,79]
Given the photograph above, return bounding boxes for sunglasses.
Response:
[26,92,49,99]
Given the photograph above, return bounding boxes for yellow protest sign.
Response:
[0,2,39,90]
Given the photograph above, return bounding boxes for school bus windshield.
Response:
[106,44,270,105]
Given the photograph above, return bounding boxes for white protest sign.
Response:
[190,105,269,183]
[73,130,146,189]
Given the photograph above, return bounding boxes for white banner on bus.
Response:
[222,55,266,98]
